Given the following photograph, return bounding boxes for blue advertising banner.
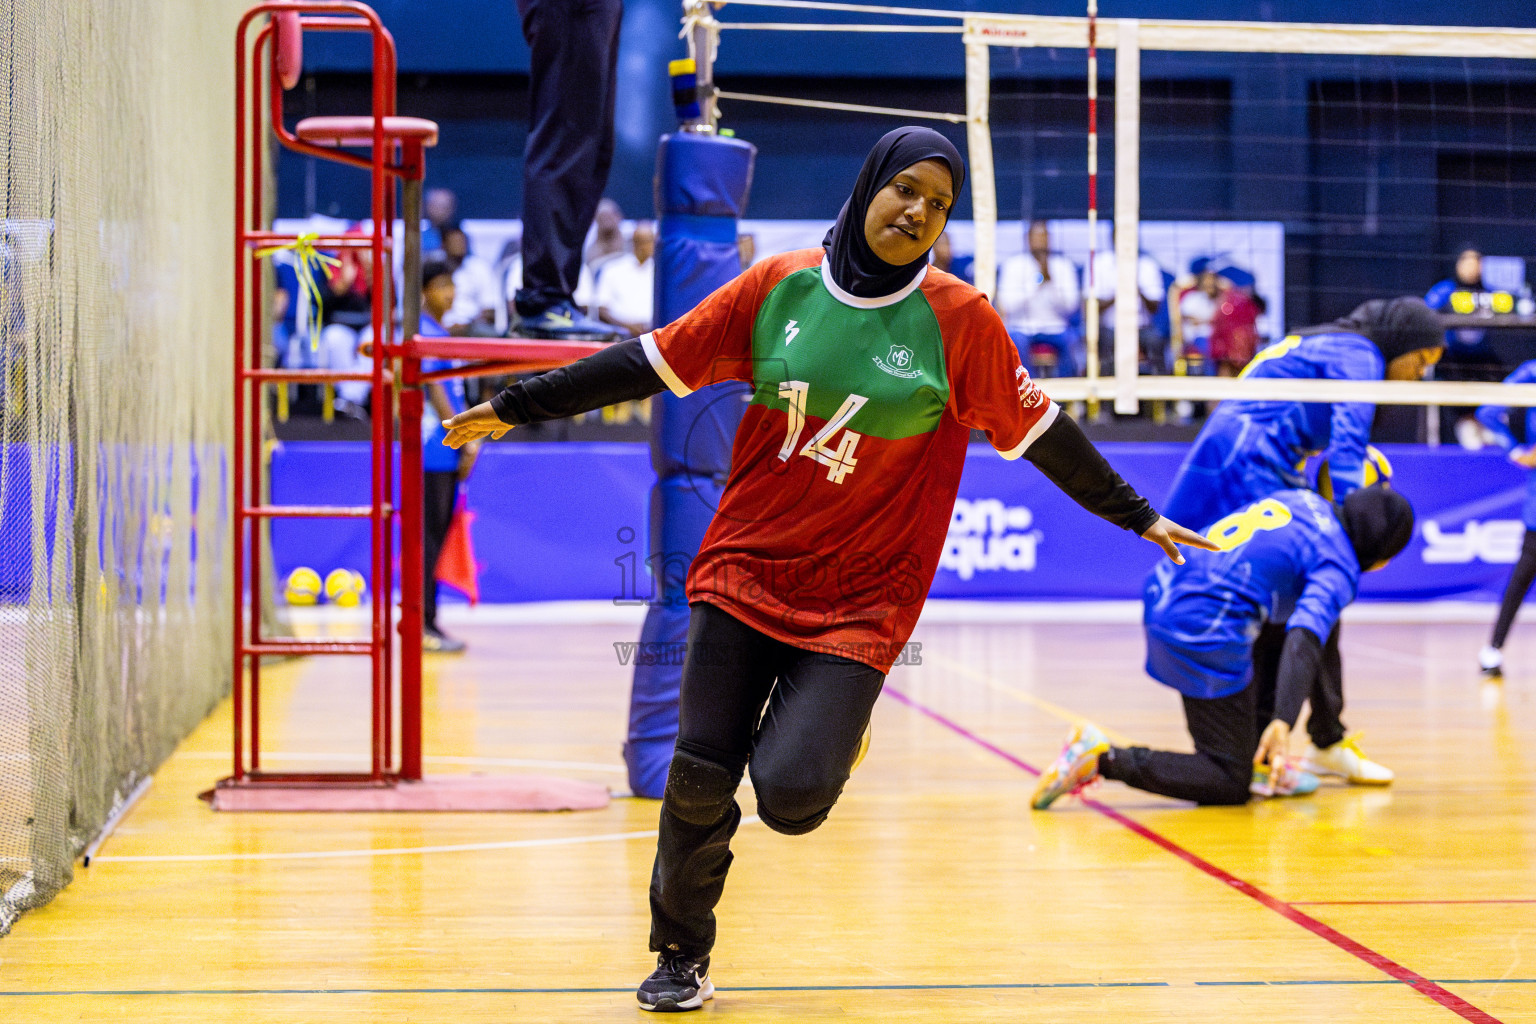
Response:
[268,441,1530,606]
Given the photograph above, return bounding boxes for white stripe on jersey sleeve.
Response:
[640,332,694,398]
[996,400,1060,461]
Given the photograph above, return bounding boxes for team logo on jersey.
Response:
[1015,365,1047,408]
[874,344,922,379]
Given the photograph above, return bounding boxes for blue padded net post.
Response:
[623,132,756,798]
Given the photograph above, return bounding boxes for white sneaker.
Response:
[1302,736,1393,785]
[1479,645,1504,679]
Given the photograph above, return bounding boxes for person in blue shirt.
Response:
[1032,485,1415,808]
[1474,359,1536,679]
[419,260,480,653]
[1425,247,1497,360]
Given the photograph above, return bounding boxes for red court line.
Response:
[883,686,1504,1024]
[1292,899,1536,907]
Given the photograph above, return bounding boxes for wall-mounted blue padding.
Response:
[648,475,726,606]
[627,132,758,798]
[623,601,691,800]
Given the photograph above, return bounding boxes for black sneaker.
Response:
[637,951,713,1012]
[422,628,466,654]
[512,301,622,342]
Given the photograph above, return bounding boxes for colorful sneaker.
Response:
[637,951,713,1012]
[1479,645,1504,681]
[512,301,622,342]
[1250,758,1320,798]
[1302,735,1393,785]
[1031,723,1110,810]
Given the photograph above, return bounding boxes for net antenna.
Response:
[1084,0,1098,412]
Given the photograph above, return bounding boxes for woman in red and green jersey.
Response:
[445,128,1213,1012]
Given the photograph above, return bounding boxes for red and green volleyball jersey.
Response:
[640,248,1058,672]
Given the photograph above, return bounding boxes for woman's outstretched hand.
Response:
[443,402,512,449]
[1142,515,1219,565]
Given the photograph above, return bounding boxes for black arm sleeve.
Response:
[488,339,666,426]
[1023,411,1161,535]
[1273,627,1324,728]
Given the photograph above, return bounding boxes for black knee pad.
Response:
[663,750,741,827]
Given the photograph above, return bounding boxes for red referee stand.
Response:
[212,1,608,811]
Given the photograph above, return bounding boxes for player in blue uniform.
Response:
[1156,297,1441,785]
[1162,297,1442,535]
[1474,359,1536,679]
[1032,485,1415,808]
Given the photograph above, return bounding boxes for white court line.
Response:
[93,817,761,865]
[172,752,627,774]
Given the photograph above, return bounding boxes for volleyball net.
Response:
[688,0,1536,412]
[0,0,244,930]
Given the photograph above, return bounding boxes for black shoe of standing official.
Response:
[636,951,713,1012]
[512,300,622,342]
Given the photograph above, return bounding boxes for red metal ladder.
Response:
[222,1,435,796]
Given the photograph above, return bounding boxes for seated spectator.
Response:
[1425,247,1499,359]
[422,187,457,255]
[1177,260,1224,373]
[586,198,626,274]
[1089,228,1167,378]
[1425,246,1510,446]
[595,222,655,338]
[1209,286,1261,377]
[996,220,1080,376]
[440,225,500,333]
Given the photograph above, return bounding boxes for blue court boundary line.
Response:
[2,980,1534,997]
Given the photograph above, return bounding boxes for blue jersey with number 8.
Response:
[1143,488,1359,699]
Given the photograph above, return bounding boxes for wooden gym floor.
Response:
[0,614,1531,1022]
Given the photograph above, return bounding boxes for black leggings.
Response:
[648,601,886,958]
[1492,529,1536,649]
[1102,622,1347,806]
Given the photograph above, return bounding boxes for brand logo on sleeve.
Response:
[784,320,800,346]
[874,343,922,379]
[1015,365,1047,408]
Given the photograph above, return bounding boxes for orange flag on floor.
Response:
[434,497,480,605]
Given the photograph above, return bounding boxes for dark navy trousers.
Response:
[514,0,623,315]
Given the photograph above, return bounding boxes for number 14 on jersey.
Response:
[777,381,868,485]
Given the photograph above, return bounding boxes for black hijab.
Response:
[1341,484,1415,570]
[822,127,966,299]
[1296,296,1444,367]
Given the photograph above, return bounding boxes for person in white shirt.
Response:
[595,221,656,338]
[440,225,502,332]
[995,221,1081,376]
[1088,230,1168,375]
[1177,259,1224,371]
